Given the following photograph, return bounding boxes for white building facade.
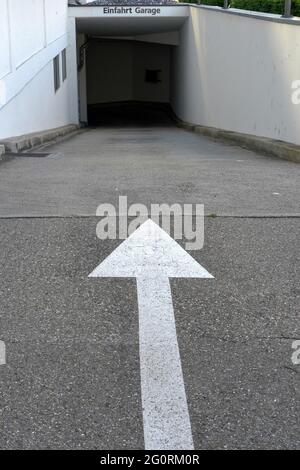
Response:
[0,0,72,140]
[0,0,299,146]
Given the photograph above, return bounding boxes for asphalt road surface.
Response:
[0,113,299,450]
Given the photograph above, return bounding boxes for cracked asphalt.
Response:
[0,114,299,449]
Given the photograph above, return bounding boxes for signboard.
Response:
[103,6,162,16]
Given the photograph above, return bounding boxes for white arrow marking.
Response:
[89,219,214,450]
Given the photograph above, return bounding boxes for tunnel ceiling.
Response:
[76,16,187,36]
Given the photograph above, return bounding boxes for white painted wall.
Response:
[0,0,11,80]
[67,15,80,127]
[0,0,76,140]
[171,7,300,146]
[10,0,45,68]
[0,60,70,138]
[86,40,170,106]
[45,0,68,44]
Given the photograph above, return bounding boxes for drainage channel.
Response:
[5,152,51,158]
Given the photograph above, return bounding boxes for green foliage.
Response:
[179,0,300,16]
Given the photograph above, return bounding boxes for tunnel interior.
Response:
[86,39,173,126]
[75,13,187,127]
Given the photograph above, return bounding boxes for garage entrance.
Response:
[70,4,189,126]
[86,39,172,126]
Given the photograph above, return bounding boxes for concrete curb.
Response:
[0,124,80,153]
[173,115,300,164]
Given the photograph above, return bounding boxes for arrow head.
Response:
[89,219,214,279]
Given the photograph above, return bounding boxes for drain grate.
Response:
[6,152,51,158]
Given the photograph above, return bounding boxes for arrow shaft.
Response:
[137,276,194,450]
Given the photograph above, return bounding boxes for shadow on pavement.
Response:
[87,101,175,127]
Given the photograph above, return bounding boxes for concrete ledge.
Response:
[0,124,80,153]
[173,114,300,163]
[190,5,300,27]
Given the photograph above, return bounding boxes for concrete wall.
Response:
[0,0,75,140]
[87,41,134,104]
[86,40,170,105]
[171,7,300,146]
[78,32,88,123]
[133,42,170,103]
[0,60,70,139]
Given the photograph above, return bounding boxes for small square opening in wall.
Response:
[53,55,60,92]
[145,69,162,84]
[62,49,67,82]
